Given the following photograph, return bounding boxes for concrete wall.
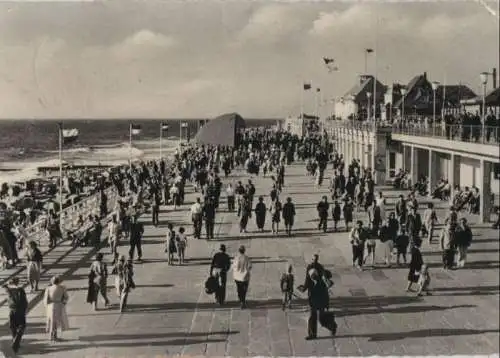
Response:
[460,157,480,189]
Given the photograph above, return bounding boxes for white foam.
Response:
[0,139,179,185]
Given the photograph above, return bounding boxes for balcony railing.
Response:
[324,120,500,146]
[391,123,500,146]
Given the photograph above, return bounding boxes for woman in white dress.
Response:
[375,191,387,221]
[44,275,69,342]
[25,241,43,292]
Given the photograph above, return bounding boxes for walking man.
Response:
[317,196,329,233]
[191,197,203,239]
[129,215,144,262]
[232,245,252,309]
[3,277,28,353]
[203,197,217,240]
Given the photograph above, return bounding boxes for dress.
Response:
[26,248,42,282]
[44,284,69,335]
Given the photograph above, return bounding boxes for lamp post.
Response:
[400,87,407,122]
[480,72,489,137]
[431,81,440,124]
[367,92,372,121]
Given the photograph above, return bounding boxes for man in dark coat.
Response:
[203,197,217,240]
[3,277,28,353]
[316,196,329,233]
[302,268,330,340]
[210,244,231,305]
[129,215,144,262]
[282,197,296,236]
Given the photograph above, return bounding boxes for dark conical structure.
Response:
[194,113,245,147]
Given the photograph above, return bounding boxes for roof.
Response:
[343,75,386,103]
[436,85,476,106]
[393,74,428,108]
[461,86,500,106]
[194,113,245,147]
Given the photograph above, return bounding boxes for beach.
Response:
[0,118,278,185]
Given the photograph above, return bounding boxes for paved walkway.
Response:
[1,163,498,357]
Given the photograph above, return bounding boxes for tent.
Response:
[194,113,245,147]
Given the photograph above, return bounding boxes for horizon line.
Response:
[0,117,283,121]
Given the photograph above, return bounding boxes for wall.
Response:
[435,152,450,181]
[460,157,480,189]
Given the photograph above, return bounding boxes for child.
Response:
[416,264,431,296]
[176,227,187,265]
[165,224,177,265]
[280,264,294,310]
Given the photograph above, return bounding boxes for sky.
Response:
[0,0,498,119]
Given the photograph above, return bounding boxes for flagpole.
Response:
[300,85,304,120]
[160,122,163,160]
[58,123,63,227]
[373,9,379,122]
[442,73,447,120]
[129,122,132,169]
[179,120,182,145]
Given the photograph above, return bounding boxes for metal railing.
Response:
[24,186,119,244]
[392,123,500,146]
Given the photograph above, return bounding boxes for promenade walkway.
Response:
[1,163,498,357]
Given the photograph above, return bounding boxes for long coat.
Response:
[407,247,423,283]
[254,202,267,229]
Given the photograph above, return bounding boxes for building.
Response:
[334,75,386,120]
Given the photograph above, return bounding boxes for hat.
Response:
[220,244,226,251]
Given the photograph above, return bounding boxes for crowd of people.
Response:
[2,122,496,353]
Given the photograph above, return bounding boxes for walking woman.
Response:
[239,195,252,233]
[44,276,69,343]
[25,241,43,292]
[232,245,252,309]
[270,198,282,234]
[116,257,135,312]
[166,224,177,265]
[88,253,110,311]
[405,239,423,292]
[343,199,354,232]
[254,196,267,232]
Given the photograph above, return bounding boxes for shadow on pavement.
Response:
[334,328,499,342]
[16,337,228,355]
[77,330,237,342]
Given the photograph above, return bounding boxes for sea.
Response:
[0,118,279,184]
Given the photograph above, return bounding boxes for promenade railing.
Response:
[391,123,500,146]
[324,120,500,146]
[25,186,119,245]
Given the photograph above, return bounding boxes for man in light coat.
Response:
[232,245,252,309]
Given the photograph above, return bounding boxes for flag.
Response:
[131,124,141,135]
[323,57,334,65]
[365,48,374,53]
[161,122,169,131]
[303,83,311,90]
[181,122,188,128]
[58,123,79,145]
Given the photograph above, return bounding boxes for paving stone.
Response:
[4,163,498,357]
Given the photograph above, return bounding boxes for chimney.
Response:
[423,72,427,80]
[493,68,497,89]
